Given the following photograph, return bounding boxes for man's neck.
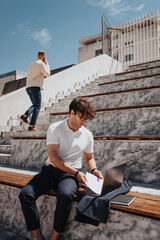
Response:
[67,119,79,132]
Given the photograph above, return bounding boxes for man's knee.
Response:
[58,190,73,203]
[19,185,35,204]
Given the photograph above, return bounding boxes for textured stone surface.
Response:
[86,88,160,109]
[128,61,160,71]
[39,77,160,115]
[0,145,11,154]
[99,75,160,93]
[0,228,28,240]
[48,107,160,137]
[37,87,160,116]
[11,106,160,134]
[113,66,160,81]
[93,140,160,185]
[0,139,158,185]
[9,139,47,171]
[0,184,160,240]
[0,136,11,145]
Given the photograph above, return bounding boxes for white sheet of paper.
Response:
[85,172,103,195]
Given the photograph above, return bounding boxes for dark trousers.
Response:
[25,87,42,126]
[19,166,79,233]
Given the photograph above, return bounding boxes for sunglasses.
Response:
[75,111,88,121]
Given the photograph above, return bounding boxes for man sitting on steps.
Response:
[19,97,103,240]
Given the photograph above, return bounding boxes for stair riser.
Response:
[99,75,160,92]
[0,138,11,145]
[38,87,160,117]
[0,155,11,164]
[50,108,160,136]
[70,85,101,96]
[1,184,159,240]
[42,80,105,113]
[1,139,159,186]
[86,108,160,136]
[128,61,160,71]
[114,67,160,81]
[89,88,160,109]
[11,124,29,132]
[11,107,160,135]
[39,88,160,116]
[0,146,11,154]
[41,85,102,115]
[42,75,160,116]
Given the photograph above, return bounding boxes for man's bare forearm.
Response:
[86,158,97,172]
[50,155,77,176]
[50,155,87,183]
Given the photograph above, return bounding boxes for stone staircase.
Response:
[0,59,160,239]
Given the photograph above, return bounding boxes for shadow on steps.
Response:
[0,228,28,240]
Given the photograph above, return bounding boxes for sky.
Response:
[0,0,159,75]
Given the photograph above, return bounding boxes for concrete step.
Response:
[3,131,47,138]
[8,78,160,129]
[0,137,11,145]
[0,153,11,157]
[113,65,160,81]
[10,122,50,132]
[86,106,160,136]
[69,79,105,95]
[0,145,11,154]
[128,60,160,71]
[0,125,11,132]
[49,105,160,136]
[11,105,160,135]
[41,80,105,115]
[38,85,160,117]
[1,137,159,186]
[0,228,28,240]
[99,74,160,93]
[0,153,12,165]
[89,87,160,109]
[1,182,159,240]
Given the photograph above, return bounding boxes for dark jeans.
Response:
[25,87,42,126]
[19,165,80,233]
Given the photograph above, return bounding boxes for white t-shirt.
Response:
[46,119,94,168]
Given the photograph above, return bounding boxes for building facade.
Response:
[78,12,160,70]
[78,34,103,63]
[0,70,26,97]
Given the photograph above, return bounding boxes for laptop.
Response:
[80,163,126,196]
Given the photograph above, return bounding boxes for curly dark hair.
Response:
[69,97,96,120]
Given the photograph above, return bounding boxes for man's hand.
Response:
[76,171,87,184]
[43,58,48,65]
[44,59,48,65]
[93,170,104,180]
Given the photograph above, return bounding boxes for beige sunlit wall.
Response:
[112,12,160,69]
[78,12,160,70]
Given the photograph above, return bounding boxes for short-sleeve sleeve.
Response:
[46,124,59,145]
[84,131,94,153]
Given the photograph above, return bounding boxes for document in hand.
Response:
[85,172,104,195]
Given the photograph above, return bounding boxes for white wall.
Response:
[42,54,122,104]
[0,54,123,128]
